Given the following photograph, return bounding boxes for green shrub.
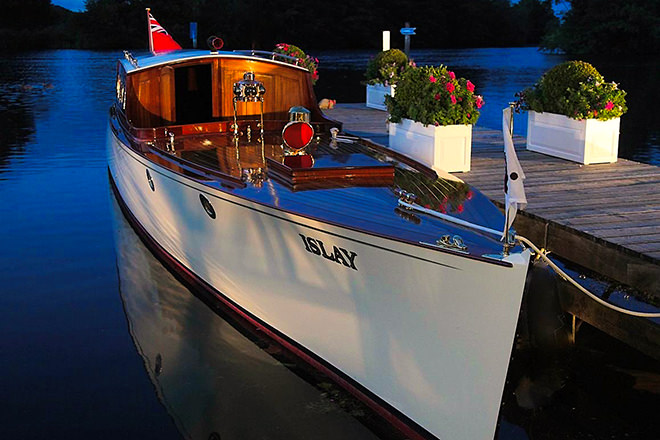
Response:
[386,65,482,126]
[518,60,626,120]
[365,49,408,86]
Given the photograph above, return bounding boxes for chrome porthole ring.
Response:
[199,194,216,219]
[146,169,155,191]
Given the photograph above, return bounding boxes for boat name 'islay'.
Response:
[299,234,358,270]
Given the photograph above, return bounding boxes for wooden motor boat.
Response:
[107,48,531,440]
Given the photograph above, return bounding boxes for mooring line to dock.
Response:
[515,236,660,318]
[398,199,660,319]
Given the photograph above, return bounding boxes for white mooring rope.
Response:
[398,199,660,319]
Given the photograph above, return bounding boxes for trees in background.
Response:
[2,0,657,56]
[0,0,78,50]
[542,0,660,55]
[0,0,561,51]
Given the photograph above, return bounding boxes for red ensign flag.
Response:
[147,9,181,55]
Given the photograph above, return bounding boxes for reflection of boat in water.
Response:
[111,198,382,440]
[107,14,530,440]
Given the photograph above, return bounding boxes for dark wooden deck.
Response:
[326,104,660,358]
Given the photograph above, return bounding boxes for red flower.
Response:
[438,204,447,213]
[450,95,457,105]
[448,71,456,80]
[466,80,475,93]
[434,93,441,100]
[467,190,474,200]
[457,204,464,213]
[445,82,455,93]
[475,95,484,109]
[429,75,437,83]
[605,101,614,110]
[593,110,598,117]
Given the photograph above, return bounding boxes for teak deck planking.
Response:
[325,104,660,296]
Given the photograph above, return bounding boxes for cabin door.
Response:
[175,64,213,124]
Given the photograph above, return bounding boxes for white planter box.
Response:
[526,111,620,164]
[388,118,472,173]
[366,84,395,111]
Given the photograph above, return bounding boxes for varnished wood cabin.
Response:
[115,50,338,133]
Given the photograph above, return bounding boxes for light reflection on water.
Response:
[112,196,386,440]
[0,49,657,439]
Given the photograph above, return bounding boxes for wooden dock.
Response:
[326,103,660,357]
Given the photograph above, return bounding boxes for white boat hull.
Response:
[108,127,530,440]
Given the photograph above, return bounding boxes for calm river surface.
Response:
[0,49,657,439]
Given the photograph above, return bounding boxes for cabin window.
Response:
[175,64,213,124]
[115,72,126,110]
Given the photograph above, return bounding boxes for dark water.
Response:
[0,49,658,439]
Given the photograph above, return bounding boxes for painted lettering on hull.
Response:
[299,234,358,271]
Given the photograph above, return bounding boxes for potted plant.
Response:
[274,43,319,84]
[386,65,483,173]
[364,49,408,110]
[517,60,627,164]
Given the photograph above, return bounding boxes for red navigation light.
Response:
[282,121,314,151]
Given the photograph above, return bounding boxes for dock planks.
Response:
[325,104,660,297]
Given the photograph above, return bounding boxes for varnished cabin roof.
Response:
[120,49,311,74]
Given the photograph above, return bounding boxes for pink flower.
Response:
[467,190,474,200]
[475,95,484,109]
[605,101,614,110]
[448,71,456,80]
[429,75,437,83]
[434,93,441,101]
[450,95,457,105]
[445,82,455,93]
[466,80,475,93]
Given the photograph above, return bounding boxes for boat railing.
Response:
[232,50,304,67]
